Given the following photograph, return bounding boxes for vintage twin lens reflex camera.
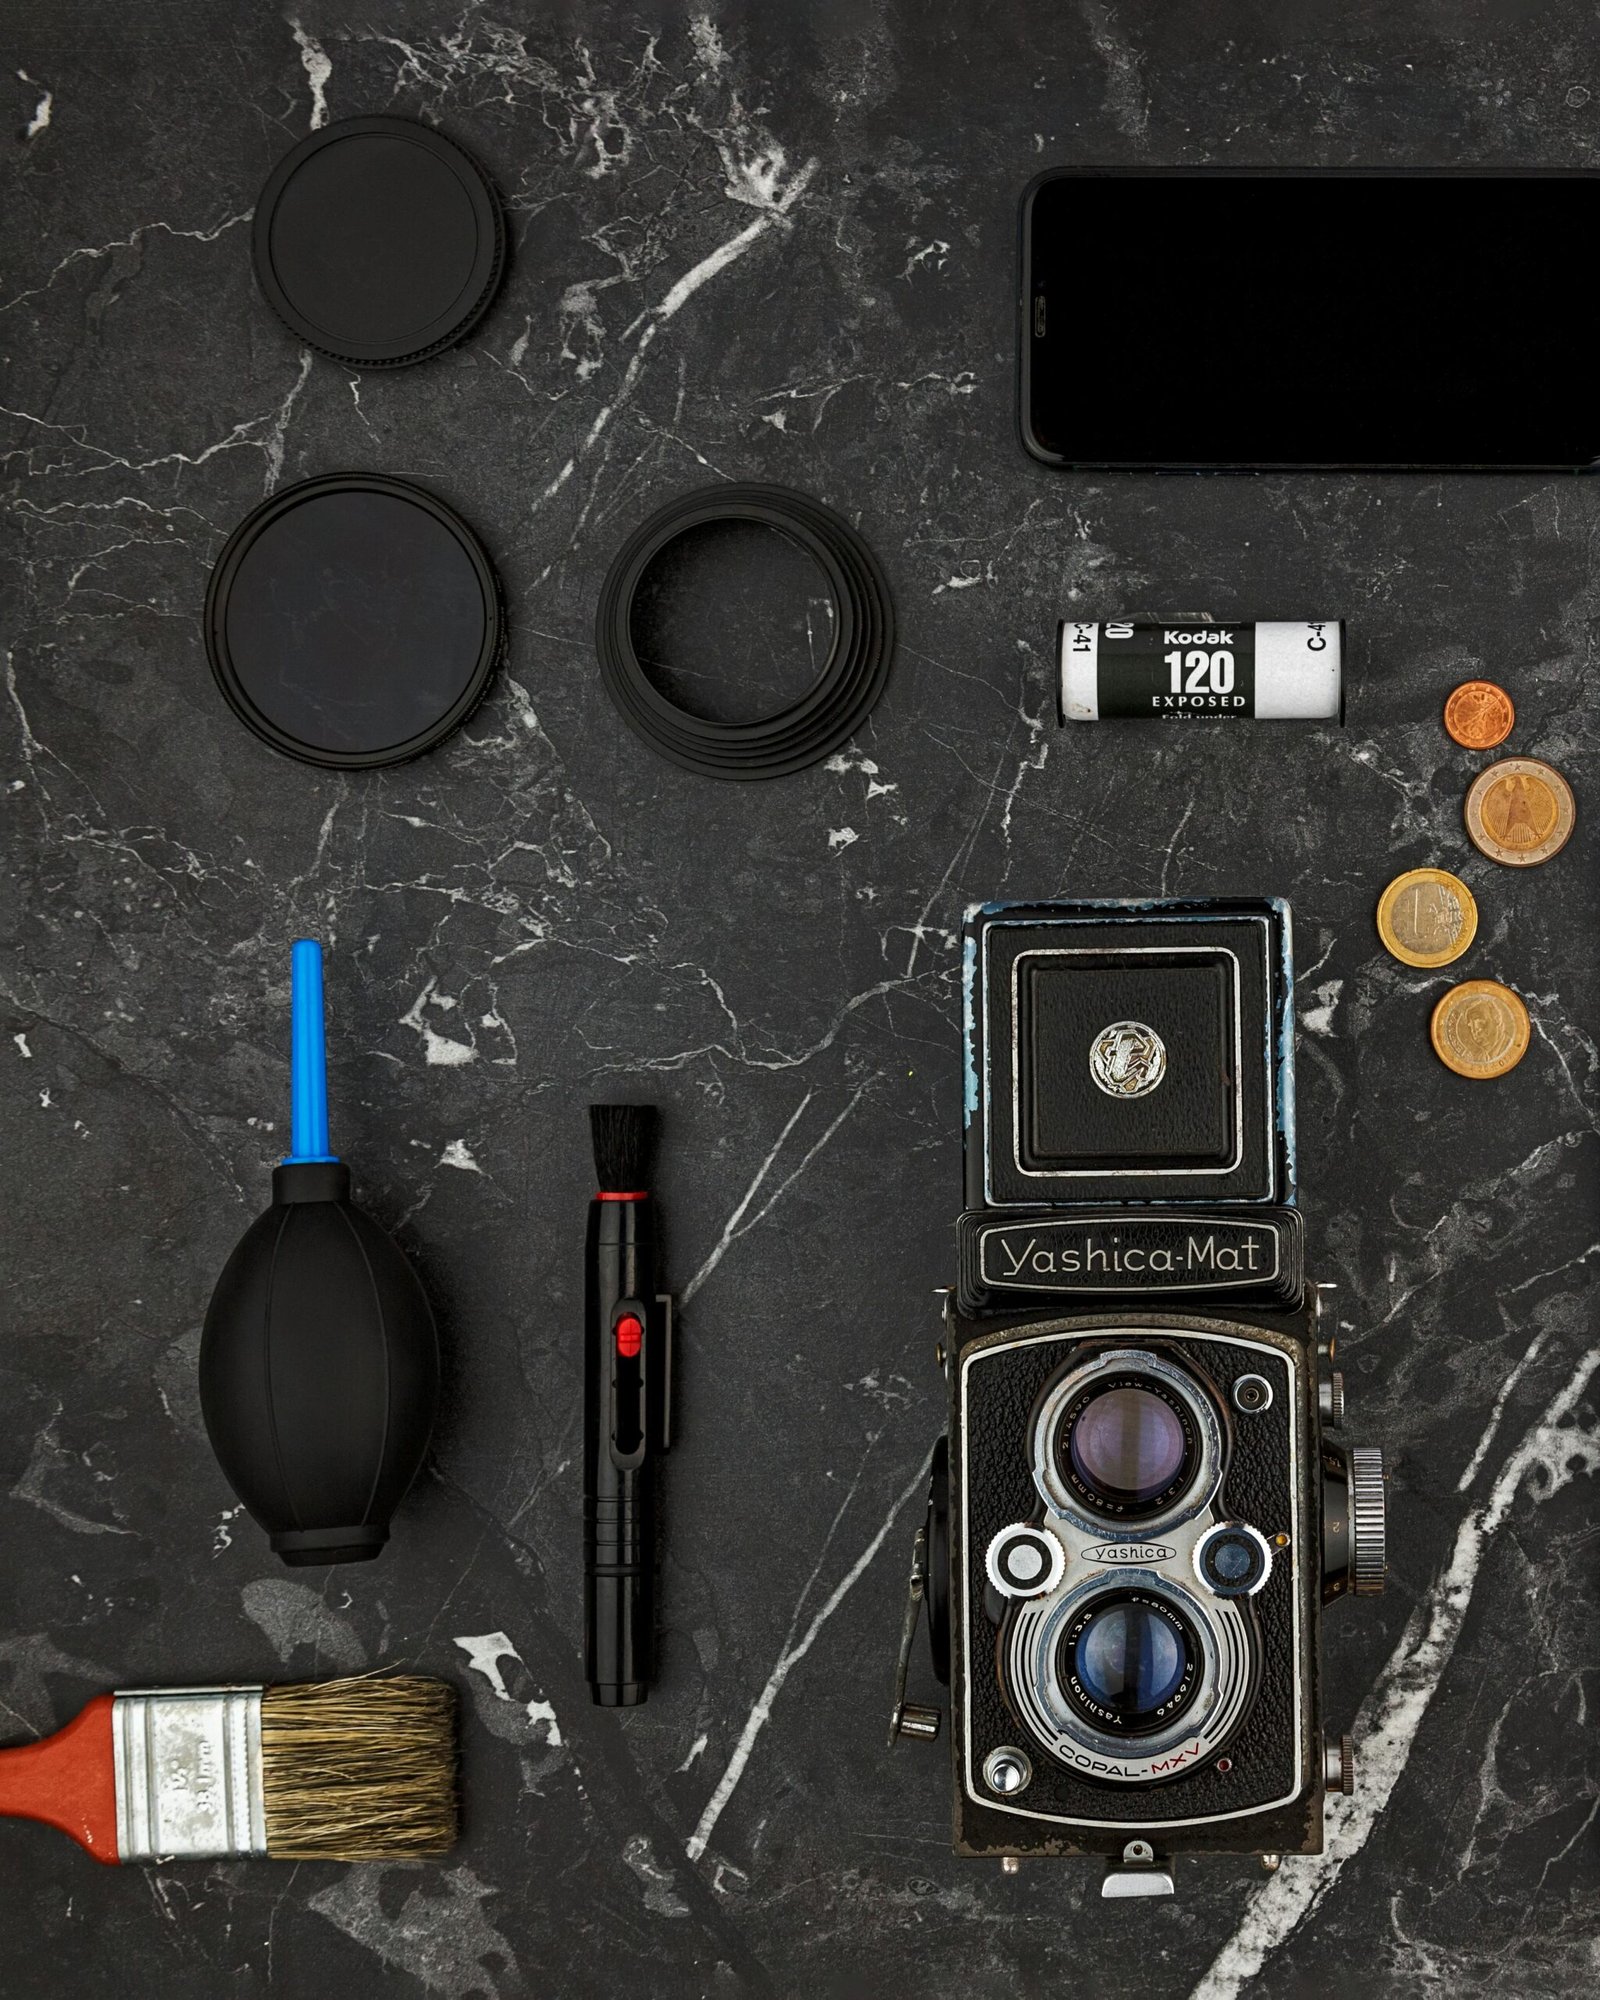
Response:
[888,898,1387,1897]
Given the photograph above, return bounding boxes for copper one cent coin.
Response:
[1430,979,1531,1080]
[1444,680,1515,750]
[1464,756,1575,866]
[1375,868,1478,968]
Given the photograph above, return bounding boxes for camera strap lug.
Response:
[1100,1841,1175,1899]
[888,1521,942,1747]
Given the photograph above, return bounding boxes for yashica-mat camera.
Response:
[889,898,1387,1897]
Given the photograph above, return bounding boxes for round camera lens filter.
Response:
[205,473,503,769]
[253,115,505,366]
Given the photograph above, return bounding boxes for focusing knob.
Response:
[1349,1446,1387,1594]
[985,1523,1066,1600]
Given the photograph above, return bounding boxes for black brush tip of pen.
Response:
[589,1102,658,1193]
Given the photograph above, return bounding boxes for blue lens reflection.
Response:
[1074,1600,1186,1721]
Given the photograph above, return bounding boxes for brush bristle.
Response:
[259,1676,458,1861]
[589,1102,658,1192]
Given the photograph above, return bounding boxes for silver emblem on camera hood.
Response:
[1089,1019,1167,1098]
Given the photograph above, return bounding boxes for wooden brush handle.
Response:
[0,1695,119,1861]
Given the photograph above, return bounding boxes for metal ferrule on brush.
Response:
[111,1688,267,1861]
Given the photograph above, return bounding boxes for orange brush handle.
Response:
[0,1695,120,1862]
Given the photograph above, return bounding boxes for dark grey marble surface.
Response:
[2,5,1597,1996]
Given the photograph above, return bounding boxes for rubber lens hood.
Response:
[594,483,895,781]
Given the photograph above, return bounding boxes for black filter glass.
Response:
[205,473,502,769]
[1065,1592,1200,1735]
[1025,169,1600,469]
[254,115,505,366]
[1064,1380,1193,1512]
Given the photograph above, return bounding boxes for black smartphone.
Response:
[1020,168,1600,472]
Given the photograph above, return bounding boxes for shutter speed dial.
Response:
[986,1523,1067,1600]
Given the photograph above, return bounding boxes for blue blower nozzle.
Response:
[288,937,337,1164]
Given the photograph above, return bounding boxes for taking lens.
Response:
[1065,1382,1191,1512]
[1063,1592,1199,1734]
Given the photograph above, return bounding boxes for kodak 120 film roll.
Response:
[1058,621,1344,723]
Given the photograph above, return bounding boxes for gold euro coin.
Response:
[1375,868,1478,969]
[1464,756,1575,867]
[1429,979,1531,1079]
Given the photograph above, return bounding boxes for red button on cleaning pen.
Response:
[615,1314,643,1359]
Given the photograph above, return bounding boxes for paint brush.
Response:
[0,1675,457,1863]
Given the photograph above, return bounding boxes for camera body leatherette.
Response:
[947,1304,1327,1859]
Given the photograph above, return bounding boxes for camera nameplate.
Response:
[957,1206,1305,1314]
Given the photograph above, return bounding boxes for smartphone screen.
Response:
[1022,170,1600,470]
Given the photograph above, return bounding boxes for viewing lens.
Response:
[1068,1384,1188,1507]
[1067,1595,1197,1731]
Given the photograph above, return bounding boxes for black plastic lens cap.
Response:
[205,473,503,769]
[253,115,505,366]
